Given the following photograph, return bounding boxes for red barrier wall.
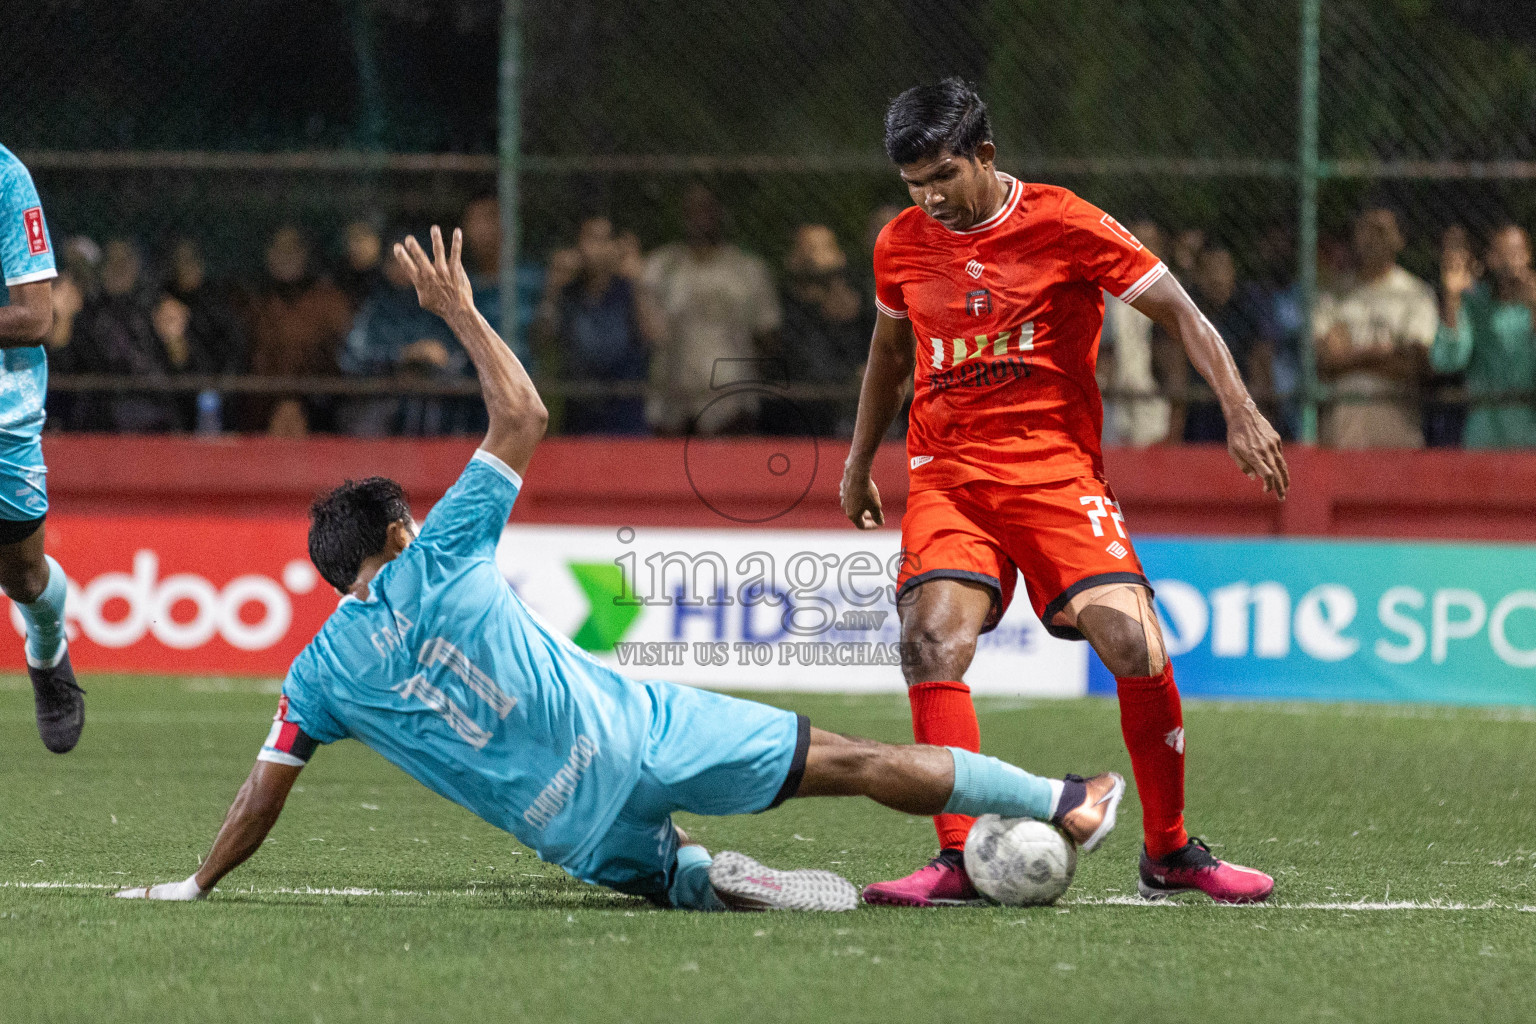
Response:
[42,435,1536,541]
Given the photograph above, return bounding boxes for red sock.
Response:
[909,680,981,850]
[1115,663,1189,860]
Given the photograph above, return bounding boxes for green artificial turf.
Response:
[3,677,1534,1023]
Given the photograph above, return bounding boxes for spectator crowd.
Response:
[1099,198,1536,450]
[37,187,1536,448]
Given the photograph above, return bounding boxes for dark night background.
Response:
[3,0,1533,272]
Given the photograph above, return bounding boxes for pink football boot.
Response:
[1138,837,1275,904]
[862,849,987,907]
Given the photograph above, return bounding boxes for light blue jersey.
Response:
[269,451,659,869]
[0,145,55,518]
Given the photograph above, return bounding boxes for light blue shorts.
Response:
[564,682,809,900]
[0,434,48,523]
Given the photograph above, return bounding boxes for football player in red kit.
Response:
[842,79,1288,906]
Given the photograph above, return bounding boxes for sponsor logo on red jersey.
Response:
[927,322,1034,371]
[24,208,48,255]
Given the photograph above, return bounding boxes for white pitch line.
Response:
[1068,895,1536,912]
[0,881,448,897]
[5,881,1534,912]
[1,881,449,897]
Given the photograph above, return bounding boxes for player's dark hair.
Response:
[884,78,992,166]
[308,477,413,591]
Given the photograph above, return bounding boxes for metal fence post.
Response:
[499,0,523,346]
[1296,0,1322,444]
[348,0,385,152]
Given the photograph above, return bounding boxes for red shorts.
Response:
[896,476,1149,641]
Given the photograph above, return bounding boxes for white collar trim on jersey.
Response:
[942,173,1021,236]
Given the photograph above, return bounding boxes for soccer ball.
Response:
[963,814,1078,906]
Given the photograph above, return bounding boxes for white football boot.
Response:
[707,851,859,912]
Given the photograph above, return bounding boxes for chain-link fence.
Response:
[4,1,1535,444]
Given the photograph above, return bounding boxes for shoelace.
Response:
[37,676,85,710]
[1179,837,1220,871]
[41,678,85,698]
[930,848,967,871]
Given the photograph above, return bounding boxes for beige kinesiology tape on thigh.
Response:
[1067,583,1168,677]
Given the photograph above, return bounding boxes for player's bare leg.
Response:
[794,728,1121,909]
[0,525,82,753]
[1057,583,1273,903]
[797,728,1120,850]
[856,579,994,905]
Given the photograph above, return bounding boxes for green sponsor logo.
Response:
[567,561,641,651]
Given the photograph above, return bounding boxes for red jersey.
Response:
[873,177,1166,490]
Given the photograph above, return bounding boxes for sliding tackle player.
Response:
[117,225,1125,911]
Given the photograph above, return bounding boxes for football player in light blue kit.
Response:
[0,144,82,754]
[117,226,1124,911]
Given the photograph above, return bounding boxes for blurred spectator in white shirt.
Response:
[643,184,781,435]
[1315,205,1436,448]
[1100,218,1170,446]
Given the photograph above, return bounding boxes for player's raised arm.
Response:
[395,225,548,476]
[841,310,916,529]
[1131,273,1289,500]
[114,757,303,900]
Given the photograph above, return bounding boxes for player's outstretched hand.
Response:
[114,874,209,901]
[1226,402,1289,501]
[839,465,884,529]
[395,225,475,321]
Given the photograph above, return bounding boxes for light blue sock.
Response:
[943,747,1063,821]
[18,555,67,668]
[668,844,726,911]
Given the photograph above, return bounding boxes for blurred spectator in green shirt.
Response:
[1434,223,1536,448]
